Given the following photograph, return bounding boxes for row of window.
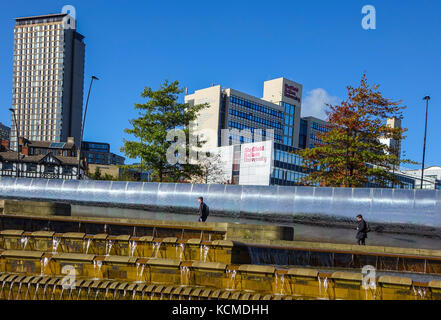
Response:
[230,96,284,119]
[228,121,283,142]
[282,102,296,116]
[271,168,308,183]
[311,122,331,133]
[274,149,303,166]
[15,24,63,32]
[1,163,74,175]
[229,108,283,130]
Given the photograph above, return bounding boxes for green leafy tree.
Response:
[122,80,209,182]
[298,74,415,188]
[91,166,101,180]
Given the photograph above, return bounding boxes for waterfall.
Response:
[105,240,114,256]
[83,239,92,254]
[33,283,40,300]
[226,270,237,290]
[177,243,185,260]
[52,237,61,254]
[129,241,137,257]
[200,245,209,262]
[93,260,102,280]
[21,236,29,250]
[41,257,50,275]
[152,242,161,258]
[136,263,145,283]
[15,282,22,300]
[180,266,190,286]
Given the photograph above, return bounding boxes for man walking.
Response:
[356,214,369,245]
[197,197,209,222]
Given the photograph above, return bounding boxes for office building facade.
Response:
[0,123,11,141]
[185,77,302,150]
[11,13,85,150]
[299,116,332,149]
[81,141,125,166]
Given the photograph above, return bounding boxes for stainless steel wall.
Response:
[0,177,440,227]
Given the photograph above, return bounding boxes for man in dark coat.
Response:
[356,214,368,245]
[197,197,209,222]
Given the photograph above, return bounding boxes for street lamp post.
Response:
[77,76,99,179]
[9,108,20,177]
[421,96,431,189]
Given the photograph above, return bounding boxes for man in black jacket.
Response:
[356,214,368,245]
[197,197,209,222]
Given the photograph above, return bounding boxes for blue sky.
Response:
[0,0,439,167]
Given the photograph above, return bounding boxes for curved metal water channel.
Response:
[0,177,439,227]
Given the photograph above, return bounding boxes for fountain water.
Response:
[93,260,103,280]
[105,240,114,256]
[83,238,92,254]
[33,283,40,300]
[180,266,190,286]
[51,284,57,300]
[275,273,285,295]
[413,285,427,300]
[77,287,82,300]
[15,282,22,300]
[52,237,61,253]
[136,263,145,283]
[42,284,48,300]
[41,257,50,275]
[318,277,329,299]
[0,280,6,299]
[177,243,185,260]
[59,287,65,300]
[152,242,161,258]
[7,281,15,300]
[200,245,210,262]
[21,236,29,250]
[68,286,74,300]
[129,241,137,257]
[24,283,30,300]
[226,270,237,290]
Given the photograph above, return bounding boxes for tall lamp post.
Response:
[9,108,20,177]
[421,96,431,189]
[77,75,99,179]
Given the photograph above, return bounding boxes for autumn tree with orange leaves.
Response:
[298,74,414,188]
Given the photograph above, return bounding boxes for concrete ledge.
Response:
[162,237,178,243]
[3,200,70,216]
[31,231,55,238]
[115,235,131,241]
[103,256,137,264]
[1,250,44,259]
[93,234,108,240]
[378,276,412,286]
[147,258,181,267]
[52,252,95,262]
[187,239,202,245]
[211,240,234,247]
[287,268,318,278]
[428,280,441,289]
[138,236,154,242]
[0,230,24,236]
[192,261,227,271]
[331,271,363,282]
[238,264,275,274]
[61,232,85,239]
